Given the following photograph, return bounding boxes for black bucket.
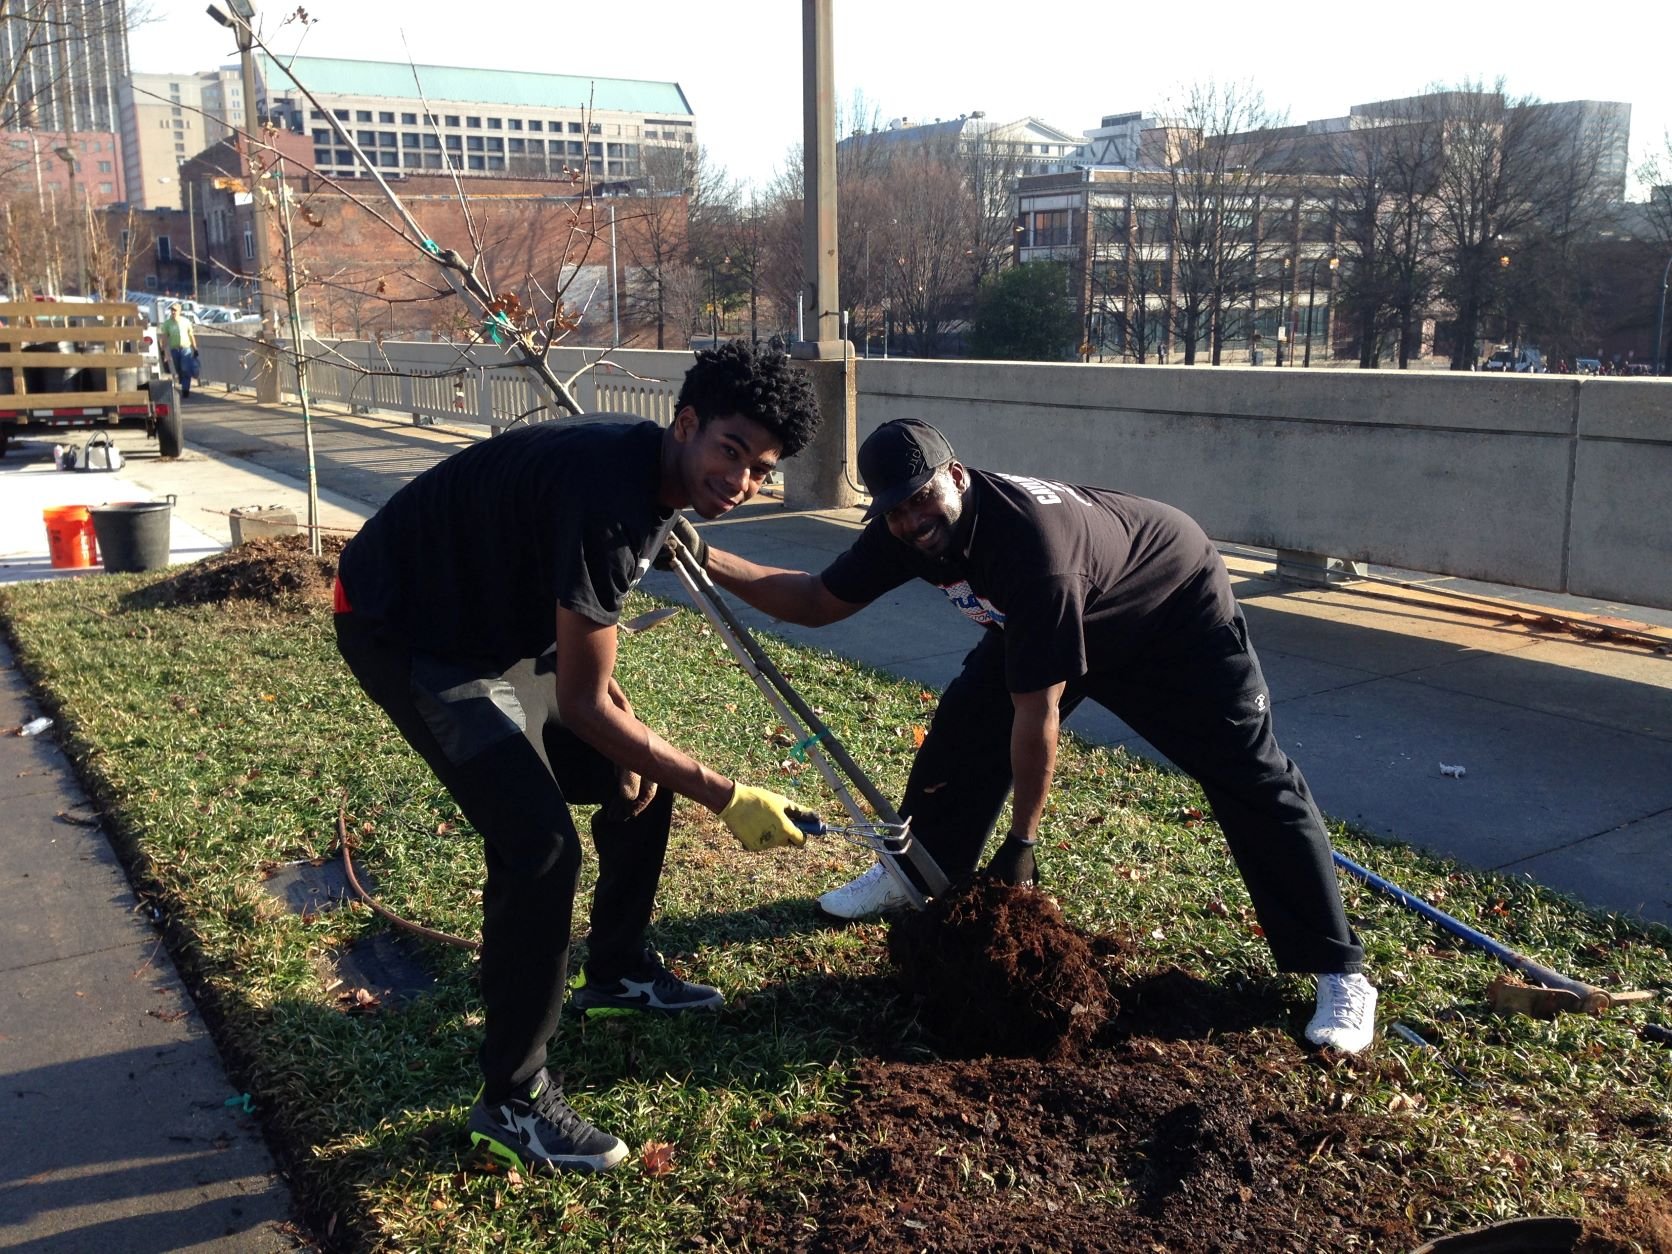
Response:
[1410,1217,1582,1253]
[91,497,175,574]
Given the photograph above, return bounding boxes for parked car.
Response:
[1483,346,1546,373]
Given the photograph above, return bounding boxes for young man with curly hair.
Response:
[333,342,821,1173]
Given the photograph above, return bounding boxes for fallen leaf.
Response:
[911,725,927,748]
[641,1141,676,1175]
[259,693,276,702]
[147,1007,188,1023]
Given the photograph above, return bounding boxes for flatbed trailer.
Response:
[0,299,180,459]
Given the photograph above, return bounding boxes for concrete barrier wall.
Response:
[858,360,1670,610]
[196,335,1671,609]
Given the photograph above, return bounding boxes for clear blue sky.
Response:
[131,0,1670,198]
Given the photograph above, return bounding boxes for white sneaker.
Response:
[1306,972,1378,1053]
[817,862,911,920]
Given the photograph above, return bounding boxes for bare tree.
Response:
[1424,81,1613,369]
[621,141,694,348]
[1154,81,1289,365]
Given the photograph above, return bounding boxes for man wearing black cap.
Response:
[690,418,1378,1054]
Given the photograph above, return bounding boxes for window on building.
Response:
[310,109,325,120]
[378,131,395,146]
[445,135,462,150]
[423,152,442,168]
[487,117,501,129]
[144,275,158,289]
[400,111,416,125]
[243,227,253,259]
[466,115,481,128]
[487,155,503,170]
[485,137,502,152]
[528,119,542,131]
[466,136,483,151]
[171,105,182,116]
[567,140,584,156]
[354,110,371,122]
[507,118,521,130]
[589,158,603,175]
[379,110,394,123]
[1135,206,1170,238]
[97,159,111,173]
[334,109,348,120]
[358,130,376,145]
[157,236,172,262]
[174,143,185,154]
[1093,205,1129,238]
[587,141,602,157]
[444,114,459,127]
[606,143,623,157]
[526,138,544,153]
[314,148,333,165]
[335,149,353,164]
[312,129,330,143]
[588,122,601,134]
[169,81,180,90]
[568,121,582,133]
[424,112,438,125]
[1030,209,1072,247]
[97,181,112,194]
[422,134,439,149]
[401,132,419,147]
[1300,205,1333,243]
[378,151,397,167]
[508,137,524,153]
[402,151,421,168]
[467,155,484,170]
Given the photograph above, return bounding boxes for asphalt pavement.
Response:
[1,391,1669,1247]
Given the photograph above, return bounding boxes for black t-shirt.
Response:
[338,419,674,661]
[821,468,1235,692]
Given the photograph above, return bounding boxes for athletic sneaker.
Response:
[568,949,725,1018]
[467,1068,627,1174]
[817,861,912,920]
[1305,972,1378,1053]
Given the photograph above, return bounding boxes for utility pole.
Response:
[186,174,201,305]
[1655,253,1671,377]
[608,203,619,348]
[210,0,281,402]
[790,0,859,509]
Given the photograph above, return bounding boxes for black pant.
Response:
[335,613,671,1100]
[901,610,1363,974]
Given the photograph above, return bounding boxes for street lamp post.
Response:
[53,145,85,295]
[207,0,280,401]
[1276,256,1290,366]
[1304,254,1338,368]
[1654,253,1671,377]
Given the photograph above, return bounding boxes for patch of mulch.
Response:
[888,880,1110,1059]
[717,884,1671,1252]
[124,535,344,608]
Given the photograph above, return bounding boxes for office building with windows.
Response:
[0,0,129,132]
[257,55,695,184]
[119,70,250,209]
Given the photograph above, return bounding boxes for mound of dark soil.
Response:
[128,535,344,608]
[888,880,1110,1059]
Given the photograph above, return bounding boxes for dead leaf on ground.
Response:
[641,1141,676,1175]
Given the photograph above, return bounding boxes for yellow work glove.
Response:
[719,784,812,852]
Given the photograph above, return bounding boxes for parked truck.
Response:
[0,299,180,459]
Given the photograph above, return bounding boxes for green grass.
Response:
[3,576,1670,1251]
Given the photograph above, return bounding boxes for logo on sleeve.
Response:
[938,579,1005,626]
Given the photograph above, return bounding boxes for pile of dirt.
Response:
[127,535,344,608]
[888,880,1110,1059]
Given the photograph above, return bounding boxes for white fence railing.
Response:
[194,332,686,431]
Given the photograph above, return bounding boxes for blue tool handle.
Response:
[791,813,828,837]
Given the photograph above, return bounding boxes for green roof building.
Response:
[256,54,694,183]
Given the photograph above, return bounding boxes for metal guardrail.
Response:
[193,331,685,431]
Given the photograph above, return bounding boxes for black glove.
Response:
[654,514,708,571]
[983,834,1039,887]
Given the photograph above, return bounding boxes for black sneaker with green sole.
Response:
[467,1068,627,1174]
[569,948,725,1018]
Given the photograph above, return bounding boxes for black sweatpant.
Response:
[901,609,1363,975]
[335,612,671,1100]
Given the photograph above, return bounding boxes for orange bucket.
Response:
[43,505,100,569]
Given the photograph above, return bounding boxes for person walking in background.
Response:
[334,342,823,1173]
[689,418,1379,1055]
[159,303,197,399]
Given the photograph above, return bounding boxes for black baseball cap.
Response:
[858,419,955,520]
